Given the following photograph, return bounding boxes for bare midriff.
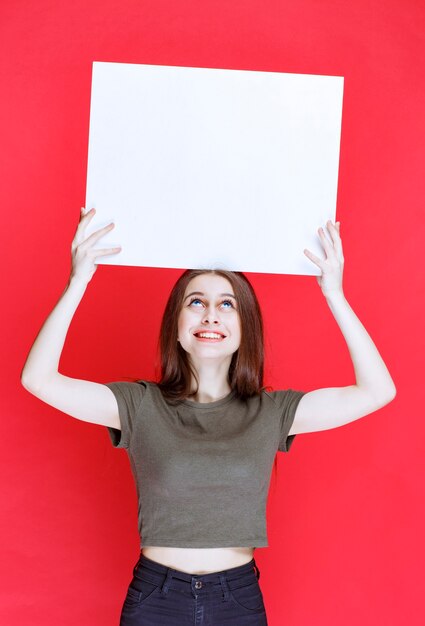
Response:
[141,546,255,575]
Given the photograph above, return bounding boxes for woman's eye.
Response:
[188,298,235,309]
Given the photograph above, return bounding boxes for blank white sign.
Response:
[85,62,344,275]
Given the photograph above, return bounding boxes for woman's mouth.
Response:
[194,331,226,342]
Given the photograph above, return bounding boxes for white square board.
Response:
[85,62,344,275]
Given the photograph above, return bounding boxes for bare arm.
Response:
[290,220,396,435]
[290,292,396,434]
[21,207,122,428]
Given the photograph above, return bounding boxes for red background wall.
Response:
[1,1,423,624]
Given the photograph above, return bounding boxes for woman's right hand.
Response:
[70,207,122,284]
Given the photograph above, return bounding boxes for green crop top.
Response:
[104,380,306,549]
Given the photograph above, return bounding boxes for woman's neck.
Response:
[187,360,232,403]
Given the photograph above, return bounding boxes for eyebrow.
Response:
[184,291,237,301]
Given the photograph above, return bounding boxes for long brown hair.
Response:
[156,269,265,402]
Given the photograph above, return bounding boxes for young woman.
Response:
[21,207,396,625]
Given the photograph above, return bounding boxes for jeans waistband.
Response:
[132,553,260,595]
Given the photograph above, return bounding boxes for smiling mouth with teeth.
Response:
[194,332,226,341]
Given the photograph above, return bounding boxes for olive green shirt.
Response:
[104,380,306,549]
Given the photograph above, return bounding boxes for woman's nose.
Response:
[202,307,219,324]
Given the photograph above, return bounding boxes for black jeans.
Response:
[119,552,268,625]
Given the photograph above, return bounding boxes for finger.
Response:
[326,220,342,245]
[79,207,96,224]
[326,219,339,236]
[327,220,341,232]
[80,222,116,248]
[318,227,334,257]
[75,209,96,240]
[326,220,343,257]
[88,247,122,258]
[80,206,93,218]
[304,248,324,269]
[73,209,98,250]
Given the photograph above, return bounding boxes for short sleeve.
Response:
[103,381,147,449]
[270,389,306,453]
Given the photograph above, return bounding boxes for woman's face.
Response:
[177,273,241,363]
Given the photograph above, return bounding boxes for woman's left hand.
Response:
[304,220,344,298]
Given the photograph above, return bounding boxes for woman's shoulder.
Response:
[135,379,172,404]
[261,386,306,403]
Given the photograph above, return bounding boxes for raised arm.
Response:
[290,220,396,435]
[21,207,122,428]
